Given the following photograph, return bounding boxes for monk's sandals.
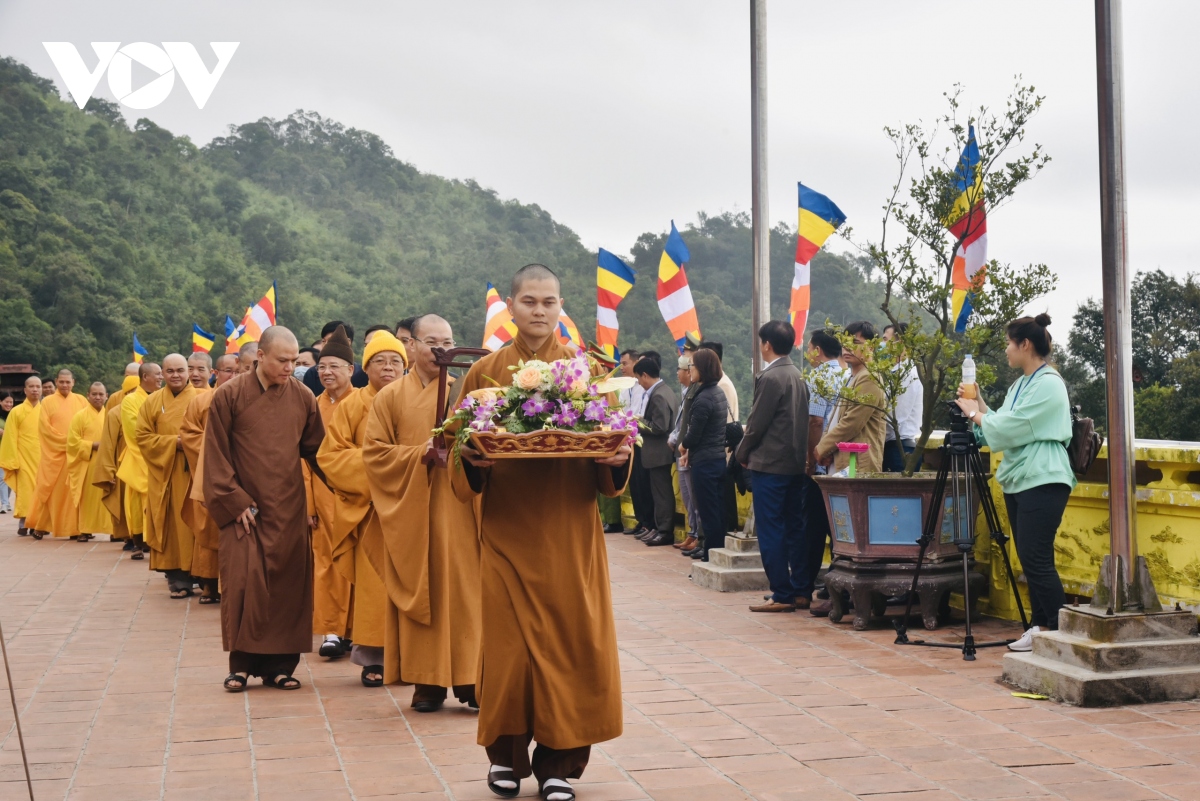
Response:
[541,779,575,801]
[487,766,519,799]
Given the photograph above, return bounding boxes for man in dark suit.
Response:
[634,358,678,547]
[735,320,811,612]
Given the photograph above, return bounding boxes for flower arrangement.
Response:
[434,354,640,462]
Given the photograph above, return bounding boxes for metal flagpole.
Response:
[750,0,770,373]
[1092,0,1157,613]
[0,616,35,801]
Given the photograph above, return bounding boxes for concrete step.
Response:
[1032,630,1200,673]
[709,548,766,570]
[1002,651,1200,706]
[691,558,770,593]
[723,535,760,553]
[1059,606,1198,643]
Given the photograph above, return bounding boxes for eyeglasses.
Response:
[317,362,350,372]
[419,339,456,349]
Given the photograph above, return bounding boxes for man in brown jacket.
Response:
[735,320,811,613]
[816,321,886,473]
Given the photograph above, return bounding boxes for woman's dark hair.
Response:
[692,349,723,384]
[809,329,842,358]
[758,320,795,355]
[1007,313,1053,357]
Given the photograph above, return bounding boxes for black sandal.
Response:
[130,550,144,560]
[487,766,520,799]
[170,589,192,599]
[223,673,248,692]
[540,779,575,801]
[360,666,383,688]
[198,594,220,605]
[264,674,301,690]
[30,530,43,540]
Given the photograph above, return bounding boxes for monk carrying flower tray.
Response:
[434,354,639,464]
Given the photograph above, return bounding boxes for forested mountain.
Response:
[0,56,885,405]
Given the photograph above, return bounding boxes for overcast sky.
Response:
[3,0,1197,328]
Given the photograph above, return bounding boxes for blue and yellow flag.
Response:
[132,333,148,364]
[192,324,216,354]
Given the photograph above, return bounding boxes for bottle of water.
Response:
[961,353,977,399]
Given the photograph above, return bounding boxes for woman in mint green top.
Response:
[955,313,1074,649]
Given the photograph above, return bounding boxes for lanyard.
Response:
[1011,363,1047,407]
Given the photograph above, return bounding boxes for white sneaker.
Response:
[1008,625,1041,652]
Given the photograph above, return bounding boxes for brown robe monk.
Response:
[363,370,481,699]
[307,392,352,640]
[179,391,220,594]
[136,383,198,591]
[316,385,388,664]
[451,335,630,781]
[203,369,325,678]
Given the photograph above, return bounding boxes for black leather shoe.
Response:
[603,523,624,534]
[690,550,705,559]
[645,532,674,546]
[636,528,658,541]
[681,546,700,557]
[624,526,648,537]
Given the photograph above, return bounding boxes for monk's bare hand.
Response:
[595,444,632,467]
[91,441,100,451]
[237,506,257,533]
[176,435,183,451]
[308,515,318,529]
[459,442,495,469]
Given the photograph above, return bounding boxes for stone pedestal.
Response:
[1003,606,1200,706]
[690,535,771,592]
[823,556,987,631]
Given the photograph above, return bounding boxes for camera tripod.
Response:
[894,413,1029,660]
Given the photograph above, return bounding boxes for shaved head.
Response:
[124,362,140,376]
[138,362,163,392]
[260,326,298,354]
[215,354,238,371]
[188,352,212,369]
[139,361,160,380]
[162,353,188,393]
[57,368,73,379]
[86,381,107,410]
[509,263,560,299]
[237,341,258,372]
[411,314,450,341]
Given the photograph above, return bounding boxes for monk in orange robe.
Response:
[187,352,213,390]
[135,353,200,597]
[179,353,238,603]
[307,327,355,659]
[318,328,407,688]
[204,327,325,691]
[89,365,141,546]
[453,265,631,799]
[364,314,481,712]
[66,382,112,540]
[28,369,89,539]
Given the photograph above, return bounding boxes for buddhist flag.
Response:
[482,282,516,351]
[192,324,216,353]
[237,282,278,344]
[657,222,700,352]
[790,183,847,343]
[556,309,582,346]
[132,333,148,364]
[596,248,635,358]
[947,126,988,334]
[223,315,242,353]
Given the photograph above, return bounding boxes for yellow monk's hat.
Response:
[121,375,139,392]
[362,330,408,368]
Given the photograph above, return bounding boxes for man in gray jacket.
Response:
[634,358,679,546]
[735,320,811,612]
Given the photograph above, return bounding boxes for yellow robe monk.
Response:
[28,391,89,537]
[316,385,387,654]
[89,386,131,540]
[67,405,112,536]
[179,390,219,583]
[307,392,352,638]
[118,387,150,535]
[135,384,197,573]
[0,398,40,519]
[452,336,630,757]
[363,370,481,688]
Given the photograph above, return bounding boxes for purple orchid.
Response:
[549,401,581,428]
[583,398,608,422]
[522,395,553,416]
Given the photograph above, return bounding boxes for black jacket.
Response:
[682,382,728,464]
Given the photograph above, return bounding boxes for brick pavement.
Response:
[1,516,1199,801]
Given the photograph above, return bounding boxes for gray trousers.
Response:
[677,457,698,537]
[647,463,675,536]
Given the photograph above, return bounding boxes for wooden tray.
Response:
[468,429,627,459]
